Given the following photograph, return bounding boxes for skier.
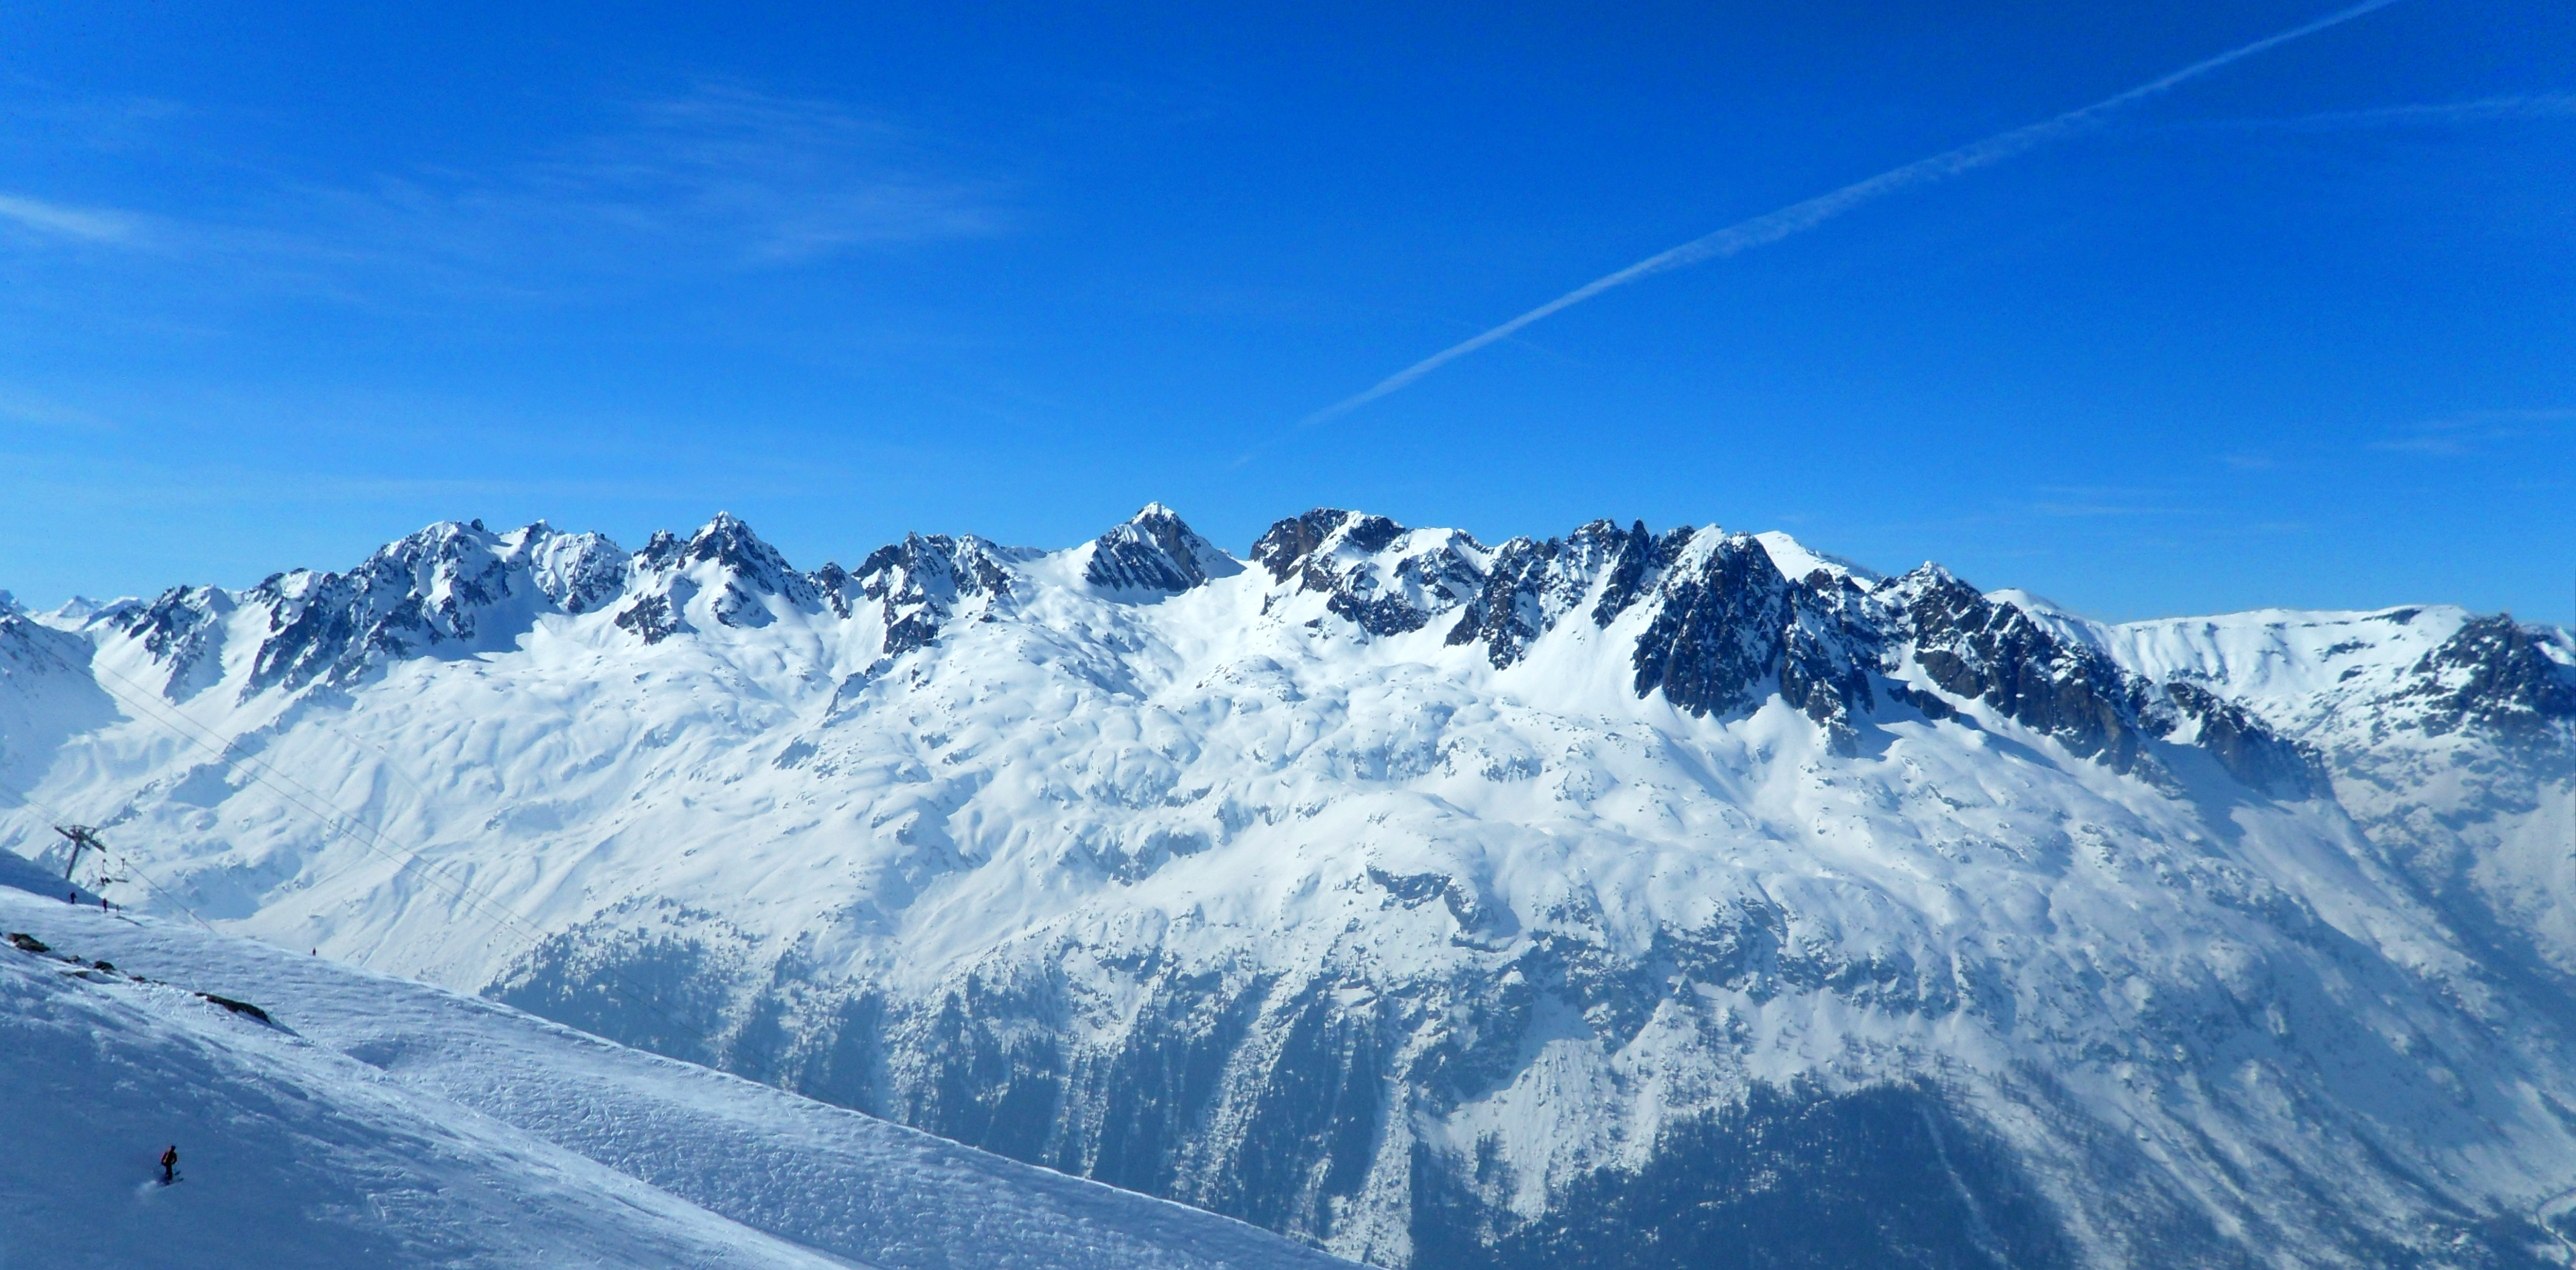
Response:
[159,1145,176,1185]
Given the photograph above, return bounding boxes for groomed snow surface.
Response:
[0,884,1349,1270]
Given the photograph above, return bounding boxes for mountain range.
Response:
[3,503,2571,1269]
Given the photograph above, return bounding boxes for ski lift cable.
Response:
[53,657,730,1051]
[5,624,731,1053]
[74,658,575,941]
[0,776,222,934]
[4,689,724,1053]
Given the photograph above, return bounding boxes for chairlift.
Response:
[50,825,105,882]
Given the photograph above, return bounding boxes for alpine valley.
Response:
[3,504,2572,1269]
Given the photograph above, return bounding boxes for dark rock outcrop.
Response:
[1443,521,1644,669]
[1630,533,1801,721]
[612,593,680,645]
[2394,615,2576,745]
[678,513,816,628]
[853,533,1022,657]
[1894,568,2159,778]
[117,586,233,700]
[244,521,534,693]
[1253,509,1485,639]
[2160,680,2324,797]
[1085,505,1241,594]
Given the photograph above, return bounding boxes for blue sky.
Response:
[1,1,2570,622]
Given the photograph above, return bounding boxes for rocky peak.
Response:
[684,513,795,587]
[1889,567,2163,778]
[855,533,1023,657]
[616,513,817,638]
[239,519,547,694]
[1083,504,1242,594]
[1249,509,1359,582]
[634,530,686,572]
[190,519,643,683]
[508,523,629,617]
[1590,521,1697,627]
[2391,614,2576,745]
[810,561,856,619]
[117,586,236,700]
[1628,530,1804,720]
[1251,509,1489,637]
[1444,519,1667,668]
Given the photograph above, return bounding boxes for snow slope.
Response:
[0,885,1350,1270]
[3,504,2571,1268]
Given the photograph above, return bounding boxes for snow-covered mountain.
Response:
[0,859,1348,1270]
[3,505,2571,1268]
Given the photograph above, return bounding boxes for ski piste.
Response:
[0,886,1354,1269]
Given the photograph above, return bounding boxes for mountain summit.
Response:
[1084,503,1244,594]
[4,506,2571,1269]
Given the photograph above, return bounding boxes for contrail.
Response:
[1301,0,2409,427]
[2189,91,2576,132]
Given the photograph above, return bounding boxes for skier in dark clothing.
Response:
[159,1145,176,1184]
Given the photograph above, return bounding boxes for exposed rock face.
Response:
[1894,568,2161,777]
[1443,521,1642,669]
[523,525,630,615]
[1628,531,1804,721]
[616,513,825,640]
[243,520,536,693]
[612,591,682,645]
[2398,614,2576,744]
[1249,509,1354,582]
[11,505,2575,1270]
[679,512,817,628]
[117,586,234,700]
[852,533,1024,657]
[1252,510,1485,638]
[1086,504,1242,594]
[2159,680,2324,797]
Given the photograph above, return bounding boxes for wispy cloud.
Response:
[611,87,1008,260]
[0,386,119,431]
[0,193,138,243]
[1298,0,2410,427]
[2025,486,2199,518]
[0,85,1010,301]
[313,85,1012,280]
[2369,407,2576,457]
